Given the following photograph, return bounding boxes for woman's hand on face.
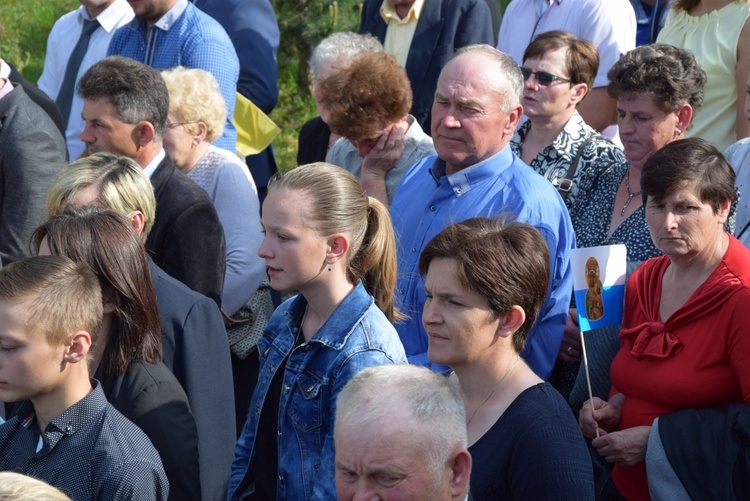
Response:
[360,121,407,177]
[591,426,650,466]
[558,308,582,363]
[579,396,622,439]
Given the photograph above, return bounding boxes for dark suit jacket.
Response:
[101,361,201,501]
[297,116,331,166]
[7,64,66,140]
[360,0,494,132]
[150,259,235,501]
[146,154,226,305]
[0,85,67,266]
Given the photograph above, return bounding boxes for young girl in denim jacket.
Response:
[227,162,407,500]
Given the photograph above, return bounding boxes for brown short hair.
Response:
[607,44,706,115]
[319,52,412,140]
[419,217,550,352]
[523,30,599,90]
[0,255,102,347]
[33,208,162,379]
[77,56,169,138]
[641,137,736,212]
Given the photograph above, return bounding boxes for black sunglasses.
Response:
[520,68,571,86]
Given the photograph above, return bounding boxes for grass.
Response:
[0,0,79,79]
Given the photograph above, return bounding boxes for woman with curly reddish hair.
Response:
[320,51,435,205]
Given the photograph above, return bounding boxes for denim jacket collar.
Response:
[269,281,375,351]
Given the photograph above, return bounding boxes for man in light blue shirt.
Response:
[390,44,574,380]
[107,0,239,152]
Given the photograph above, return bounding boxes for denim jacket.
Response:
[227,281,407,500]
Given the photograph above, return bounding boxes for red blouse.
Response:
[609,235,750,500]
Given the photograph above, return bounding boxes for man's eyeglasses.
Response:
[520,68,571,86]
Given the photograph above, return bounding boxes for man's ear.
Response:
[449,449,472,499]
[64,330,92,365]
[136,120,156,147]
[503,105,524,136]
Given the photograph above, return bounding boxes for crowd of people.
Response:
[1,0,750,500]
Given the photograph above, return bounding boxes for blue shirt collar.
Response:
[428,145,515,197]
[130,0,188,31]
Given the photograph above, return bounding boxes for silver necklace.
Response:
[466,354,520,426]
[621,169,642,216]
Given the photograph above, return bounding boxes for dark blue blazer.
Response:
[146,154,226,305]
[150,259,236,501]
[359,0,494,132]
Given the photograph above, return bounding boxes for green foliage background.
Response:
[0,0,506,171]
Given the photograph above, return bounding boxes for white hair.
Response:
[453,44,524,112]
[336,364,467,477]
[309,31,384,77]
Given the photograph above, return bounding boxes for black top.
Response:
[101,361,201,501]
[468,382,595,500]
[0,380,168,500]
[297,116,331,166]
[149,258,236,501]
[250,325,305,500]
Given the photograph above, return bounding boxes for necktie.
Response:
[56,18,100,125]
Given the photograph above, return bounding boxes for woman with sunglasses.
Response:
[511,30,625,211]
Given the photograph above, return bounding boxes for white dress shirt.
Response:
[38,0,134,160]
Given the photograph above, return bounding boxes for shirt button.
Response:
[399,289,404,294]
[278,475,284,483]
[411,246,417,252]
[268,365,275,372]
[430,206,436,211]
[278,431,282,437]
[284,385,290,393]
[456,188,462,194]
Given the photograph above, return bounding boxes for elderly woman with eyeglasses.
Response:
[160,66,266,320]
[511,30,626,210]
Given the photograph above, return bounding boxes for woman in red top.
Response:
[579,137,750,500]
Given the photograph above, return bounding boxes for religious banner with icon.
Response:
[571,244,627,332]
[571,244,627,435]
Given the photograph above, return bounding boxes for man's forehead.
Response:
[82,97,121,119]
[439,56,501,95]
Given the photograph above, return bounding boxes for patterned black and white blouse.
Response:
[511,111,626,210]
[569,160,661,263]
